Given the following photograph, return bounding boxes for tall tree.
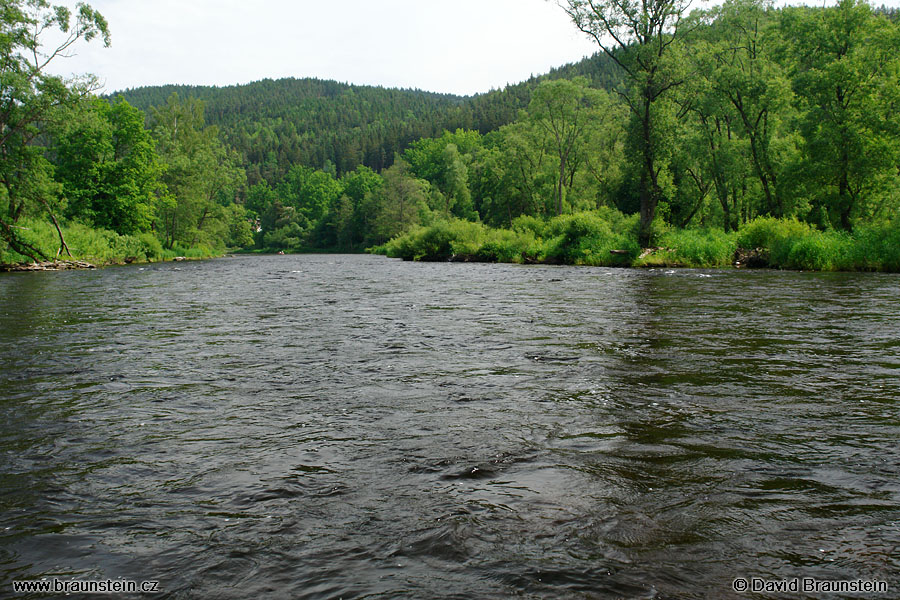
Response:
[781,0,900,229]
[527,76,623,216]
[559,0,694,246]
[528,78,592,216]
[370,160,431,244]
[699,0,796,218]
[53,97,162,234]
[0,0,109,260]
[150,93,245,249]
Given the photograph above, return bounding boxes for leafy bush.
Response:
[650,229,737,268]
[511,215,546,238]
[738,217,801,248]
[264,223,304,250]
[850,221,900,272]
[544,212,638,266]
[0,218,58,263]
[735,217,858,270]
[380,220,488,261]
[476,228,541,263]
[0,218,216,266]
[369,214,900,272]
[138,233,164,261]
[783,232,853,271]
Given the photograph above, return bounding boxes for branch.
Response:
[0,216,49,263]
[36,197,72,258]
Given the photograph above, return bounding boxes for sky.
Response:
[43,0,602,97]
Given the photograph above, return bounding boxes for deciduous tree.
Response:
[0,0,109,260]
[559,0,694,246]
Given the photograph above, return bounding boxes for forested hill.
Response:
[114,52,620,185]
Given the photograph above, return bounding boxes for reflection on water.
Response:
[1,255,898,598]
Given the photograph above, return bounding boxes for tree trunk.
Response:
[838,145,853,231]
[638,95,658,248]
[37,197,72,258]
[638,171,657,248]
[0,218,49,263]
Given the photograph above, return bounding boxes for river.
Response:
[1,254,898,599]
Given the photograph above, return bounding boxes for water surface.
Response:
[1,255,898,598]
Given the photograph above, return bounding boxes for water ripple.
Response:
[1,256,898,598]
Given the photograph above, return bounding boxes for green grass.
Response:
[1,218,219,266]
[634,229,737,268]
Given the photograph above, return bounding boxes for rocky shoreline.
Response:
[0,260,97,272]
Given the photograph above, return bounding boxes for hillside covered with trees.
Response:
[115,53,624,184]
[2,0,899,271]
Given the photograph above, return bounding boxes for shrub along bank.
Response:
[0,218,222,268]
[372,211,900,272]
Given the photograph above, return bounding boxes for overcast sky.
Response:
[44,0,601,97]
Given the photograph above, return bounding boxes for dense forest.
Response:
[2,0,899,271]
[115,54,624,184]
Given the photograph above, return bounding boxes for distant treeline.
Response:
[116,55,623,184]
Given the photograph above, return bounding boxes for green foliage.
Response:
[150,93,247,250]
[737,217,812,253]
[377,218,544,264]
[735,217,858,271]
[115,52,624,184]
[511,215,548,238]
[53,97,162,234]
[650,229,738,268]
[543,212,638,266]
[160,243,217,261]
[561,0,693,246]
[781,0,900,230]
[5,1,900,274]
[845,221,900,272]
[378,220,461,261]
[0,219,59,264]
[0,0,110,260]
[475,228,542,263]
[138,232,164,261]
[0,218,169,265]
[378,210,638,267]
[370,213,900,273]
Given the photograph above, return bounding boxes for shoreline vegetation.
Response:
[371,212,900,273]
[3,209,898,273]
[3,1,900,276]
[0,218,222,272]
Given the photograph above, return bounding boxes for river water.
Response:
[1,254,898,599]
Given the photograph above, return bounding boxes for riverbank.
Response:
[0,218,227,272]
[371,213,900,273]
[0,255,222,273]
[0,260,98,272]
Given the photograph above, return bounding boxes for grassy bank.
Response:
[372,211,900,273]
[0,218,222,268]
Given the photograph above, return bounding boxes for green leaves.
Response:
[0,0,110,260]
[149,93,246,249]
[780,0,900,230]
[53,97,161,234]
